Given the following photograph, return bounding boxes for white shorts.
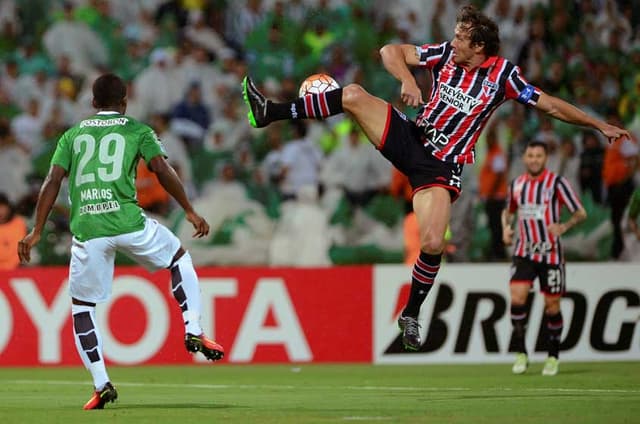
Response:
[69,218,181,303]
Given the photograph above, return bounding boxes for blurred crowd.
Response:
[0,0,639,268]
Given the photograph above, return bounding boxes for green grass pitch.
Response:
[1,362,639,423]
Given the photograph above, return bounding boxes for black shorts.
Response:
[378,105,463,201]
[510,256,565,296]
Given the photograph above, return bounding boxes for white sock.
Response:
[71,304,110,391]
[170,252,203,335]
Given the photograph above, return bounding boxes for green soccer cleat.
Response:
[512,353,529,375]
[542,356,559,376]
[397,315,421,351]
[242,76,270,128]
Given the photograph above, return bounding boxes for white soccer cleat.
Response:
[512,353,529,374]
[542,357,559,376]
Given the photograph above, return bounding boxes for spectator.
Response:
[134,47,181,120]
[14,69,55,113]
[204,94,250,152]
[184,9,233,61]
[0,84,19,121]
[175,45,219,105]
[579,130,605,204]
[0,59,20,104]
[225,0,264,51]
[10,97,44,153]
[135,158,170,216]
[321,126,391,209]
[42,2,107,74]
[552,137,581,198]
[171,81,210,151]
[279,121,323,201]
[150,113,193,192]
[602,120,638,259]
[478,124,508,261]
[0,120,30,203]
[0,193,26,270]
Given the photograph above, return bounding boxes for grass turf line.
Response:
[1,362,639,424]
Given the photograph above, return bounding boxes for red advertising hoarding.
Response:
[0,266,373,366]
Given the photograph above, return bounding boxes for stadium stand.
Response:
[0,0,638,265]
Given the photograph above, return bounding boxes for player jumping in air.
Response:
[242,5,630,351]
[18,74,224,410]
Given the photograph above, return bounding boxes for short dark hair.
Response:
[456,5,500,57]
[92,73,126,108]
[526,140,549,153]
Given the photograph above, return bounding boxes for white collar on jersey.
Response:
[96,111,120,115]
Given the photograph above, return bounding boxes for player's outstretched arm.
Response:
[149,155,209,238]
[535,92,630,143]
[18,165,66,263]
[379,44,423,107]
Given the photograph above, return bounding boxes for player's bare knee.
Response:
[544,299,561,315]
[420,235,445,255]
[510,295,527,307]
[341,84,366,111]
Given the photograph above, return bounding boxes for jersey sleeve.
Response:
[504,64,541,106]
[416,42,449,68]
[139,127,167,164]
[556,177,582,213]
[50,132,72,171]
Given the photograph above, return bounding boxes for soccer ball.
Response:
[298,73,340,97]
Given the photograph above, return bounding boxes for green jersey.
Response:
[51,112,166,241]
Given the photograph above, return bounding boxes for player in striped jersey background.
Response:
[242,5,630,352]
[502,140,587,376]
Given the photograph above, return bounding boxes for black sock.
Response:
[511,304,528,354]
[402,252,441,318]
[546,311,563,359]
[268,88,344,121]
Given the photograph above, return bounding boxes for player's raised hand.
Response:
[18,230,41,264]
[186,211,209,238]
[400,80,424,107]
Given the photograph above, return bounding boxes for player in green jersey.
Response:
[17,74,224,410]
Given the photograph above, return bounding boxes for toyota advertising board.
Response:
[0,264,638,366]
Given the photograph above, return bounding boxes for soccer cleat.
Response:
[542,356,559,376]
[397,315,421,351]
[512,353,529,374]
[83,382,118,410]
[185,333,224,361]
[242,76,271,128]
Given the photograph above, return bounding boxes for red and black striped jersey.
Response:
[416,42,541,164]
[507,169,583,265]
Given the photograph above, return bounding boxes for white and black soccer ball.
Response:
[298,73,340,97]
